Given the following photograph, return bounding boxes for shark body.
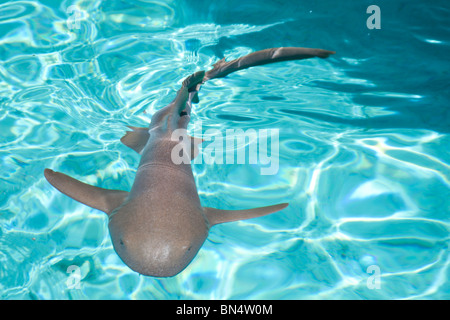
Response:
[44,47,335,277]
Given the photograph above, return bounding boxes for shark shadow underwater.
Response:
[44,47,335,277]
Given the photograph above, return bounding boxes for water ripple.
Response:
[1,0,449,300]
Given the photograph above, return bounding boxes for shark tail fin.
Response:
[314,49,336,58]
[205,47,335,80]
[182,70,206,91]
[120,126,150,154]
[44,169,128,215]
[204,203,288,226]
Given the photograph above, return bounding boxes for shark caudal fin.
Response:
[182,70,205,105]
[182,70,206,90]
[204,203,288,226]
[44,169,128,215]
[205,47,335,80]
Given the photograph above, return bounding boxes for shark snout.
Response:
[110,226,204,277]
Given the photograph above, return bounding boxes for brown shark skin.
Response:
[109,75,210,277]
[44,47,334,277]
[204,47,335,80]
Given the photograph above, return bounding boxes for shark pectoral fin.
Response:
[204,203,288,226]
[44,169,129,215]
[120,126,150,154]
[188,135,203,159]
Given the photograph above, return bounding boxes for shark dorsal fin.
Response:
[44,169,128,215]
[120,126,203,160]
[204,203,288,226]
[213,58,226,68]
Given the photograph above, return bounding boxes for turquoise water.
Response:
[1,0,449,299]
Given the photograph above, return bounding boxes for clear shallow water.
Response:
[1,0,449,299]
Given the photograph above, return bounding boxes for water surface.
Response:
[0,0,449,299]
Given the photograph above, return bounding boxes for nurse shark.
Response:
[44,47,335,277]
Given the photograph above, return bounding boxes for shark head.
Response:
[107,199,209,277]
